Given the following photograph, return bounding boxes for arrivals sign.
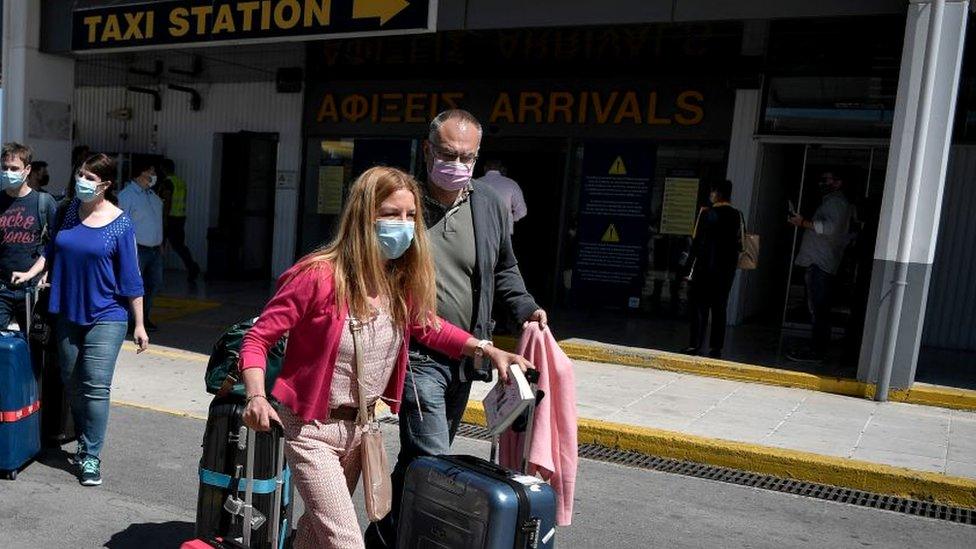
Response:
[72,0,433,52]
[305,79,732,140]
[573,142,654,308]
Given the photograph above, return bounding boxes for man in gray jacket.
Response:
[370,110,546,545]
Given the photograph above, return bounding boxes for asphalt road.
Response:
[1,405,974,548]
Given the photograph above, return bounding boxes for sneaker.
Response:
[79,457,102,486]
[680,347,700,356]
[786,349,824,364]
[67,450,82,466]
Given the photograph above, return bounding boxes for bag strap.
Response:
[349,317,371,427]
[738,210,747,252]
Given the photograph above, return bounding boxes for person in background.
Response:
[27,160,51,193]
[158,158,200,282]
[475,159,527,236]
[239,166,531,548]
[682,180,742,359]
[118,159,163,332]
[0,143,57,332]
[67,145,91,188]
[787,169,853,363]
[13,153,149,487]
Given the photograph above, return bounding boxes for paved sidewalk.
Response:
[115,342,976,480]
[469,360,976,479]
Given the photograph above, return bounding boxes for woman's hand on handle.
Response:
[243,395,281,432]
[241,367,280,432]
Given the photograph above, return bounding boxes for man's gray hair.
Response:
[428,109,483,144]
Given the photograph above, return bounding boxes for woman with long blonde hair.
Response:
[239,166,530,548]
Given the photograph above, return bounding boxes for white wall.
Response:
[73,82,303,277]
[1,0,75,185]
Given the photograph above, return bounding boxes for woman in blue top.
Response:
[15,153,149,486]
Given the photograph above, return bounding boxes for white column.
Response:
[858,0,969,389]
[1,0,75,192]
[726,89,762,325]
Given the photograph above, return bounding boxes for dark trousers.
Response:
[366,348,472,547]
[688,272,735,354]
[805,265,835,354]
[165,216,198,272]
[0,286,28,333]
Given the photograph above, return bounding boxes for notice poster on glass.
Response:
[573,142,654,308]
[317,165,344,215]
[660,177,700,236]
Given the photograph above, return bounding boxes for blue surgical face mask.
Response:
[75,177,102,203]
[376,220,415,259]
[1,170,26,190]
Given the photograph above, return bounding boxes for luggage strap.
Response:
[199,465,292,506]
[0,400,41,423]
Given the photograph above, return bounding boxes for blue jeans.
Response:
[57,318,128,460]
[387,349,472,534]
[137,246,164,323]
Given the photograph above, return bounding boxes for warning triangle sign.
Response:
[609,156,627,175]
[601,224,620,243]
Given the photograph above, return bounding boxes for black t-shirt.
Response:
[0,190,56,282]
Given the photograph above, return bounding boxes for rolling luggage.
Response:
[195,396,293,549]
[29,286,75,447]
[0,330,41,480]
[397,369,557,549]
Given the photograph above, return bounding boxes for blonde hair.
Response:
[295,166,437,329]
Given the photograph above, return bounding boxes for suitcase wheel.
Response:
[3,470,16,480]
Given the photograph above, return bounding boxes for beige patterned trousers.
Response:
[280,407,364,549]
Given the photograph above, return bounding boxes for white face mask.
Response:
[148,174,157,187]
[1,170,26,190]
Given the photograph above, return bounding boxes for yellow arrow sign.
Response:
[353,0,410,25]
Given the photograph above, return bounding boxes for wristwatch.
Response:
[474,339,493,358]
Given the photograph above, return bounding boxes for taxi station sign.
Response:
[72,0,434,52]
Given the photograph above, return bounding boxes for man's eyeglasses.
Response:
[431,145,478,165]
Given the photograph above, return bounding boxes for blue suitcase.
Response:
[398,366,556,549]
[0,330,41,480]
[398,454,557,549]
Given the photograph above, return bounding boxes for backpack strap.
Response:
[38,192,55,244]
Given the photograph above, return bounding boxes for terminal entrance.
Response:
[742,140,888,372]
[208,132,279,281]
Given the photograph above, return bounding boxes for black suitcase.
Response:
[195,397,293,549]
[24,285,75,448]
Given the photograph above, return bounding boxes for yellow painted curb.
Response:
[121,342,209,363]
[496,336,976,412]
[462,402,976,509]
[111,399,207,421]
[152,295,221,323]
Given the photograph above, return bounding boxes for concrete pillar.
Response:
[858,0,969,389]
[726,89,762,325]
[1,0,75,192]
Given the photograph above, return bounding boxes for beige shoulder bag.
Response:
[738,211,760,270]
[349,317,393,522]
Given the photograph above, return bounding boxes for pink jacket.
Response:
[240,261,471,422]
[500,323,578,526]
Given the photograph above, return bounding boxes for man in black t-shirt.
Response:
[0,142,57,331]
